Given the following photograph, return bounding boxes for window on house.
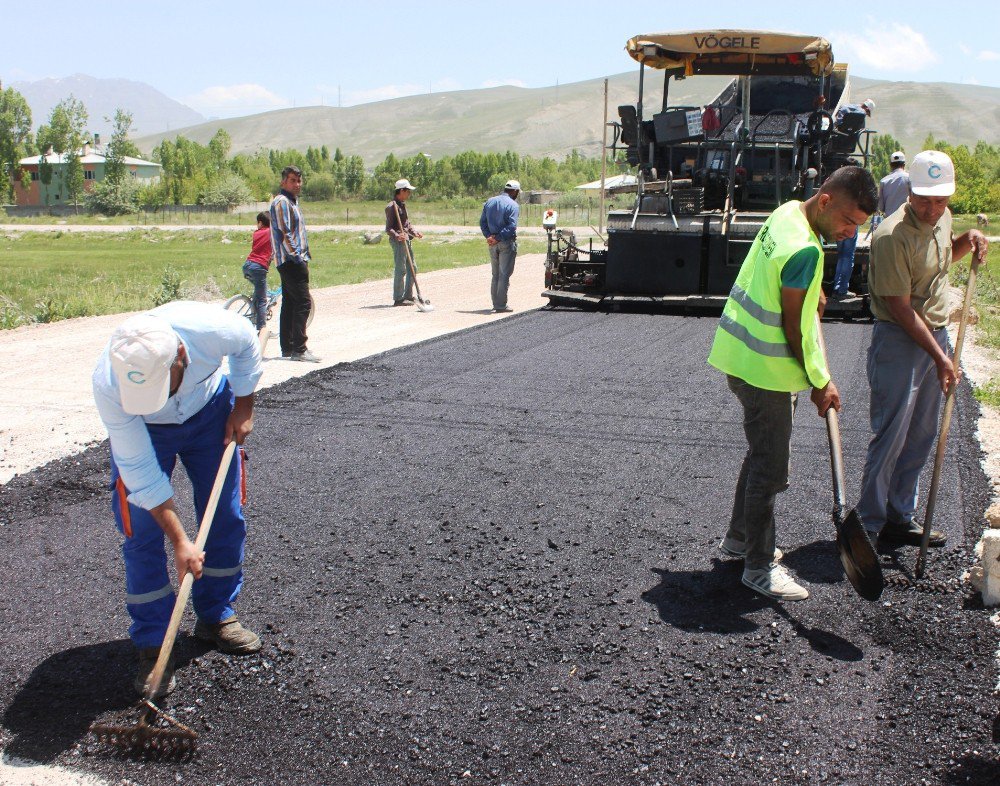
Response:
[31,171,39,181]
[84,170,96,180]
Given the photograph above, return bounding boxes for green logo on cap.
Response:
[928,164,942,179]
[127,371,146,384]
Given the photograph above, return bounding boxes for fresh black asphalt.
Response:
[0,310,997,785]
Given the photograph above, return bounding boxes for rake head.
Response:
[90,700,198,756]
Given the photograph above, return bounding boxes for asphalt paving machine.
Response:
[543,30,876,316]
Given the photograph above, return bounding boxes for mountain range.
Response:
[9,72,1000,164]
[9,74,204,138]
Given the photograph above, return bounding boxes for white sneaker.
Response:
[290,350,321,363]
[742,563,809,601]
[719,536,783,562]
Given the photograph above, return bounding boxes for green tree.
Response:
[201,172,253,209]
[36,96,89,208]
[869,133,904,182]
[103,108,138,186]
[208,129,231,173]
[0,83,33,203]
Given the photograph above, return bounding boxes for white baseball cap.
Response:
[109,314,179,415]
[910,150,955,197]
[394,179,415,191]
[504,180,521,191]
[861,99,875,114]
[889,151,906,164]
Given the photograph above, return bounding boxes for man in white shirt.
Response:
[93,301,263,697]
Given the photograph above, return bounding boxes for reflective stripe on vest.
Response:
[718,314,793,358]
[728,284,783,328]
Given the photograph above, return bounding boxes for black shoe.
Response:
[878,521,947,548]
[393,300,406,306]
[830,290,857,301]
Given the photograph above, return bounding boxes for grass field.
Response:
[0,230,545,329]
[0,199,608,228]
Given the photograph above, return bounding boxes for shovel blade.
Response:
[836,508,884,601]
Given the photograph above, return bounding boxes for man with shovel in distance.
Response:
[708,166,878,602]
[93,301,264,698]
[857,150,989,549]
[385,178,423,306]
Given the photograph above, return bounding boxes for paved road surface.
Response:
[0,312,996,784]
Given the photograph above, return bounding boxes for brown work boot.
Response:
[133,647,175,699]
[194,615,261,654]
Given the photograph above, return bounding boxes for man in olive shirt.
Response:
[857,151,989,548]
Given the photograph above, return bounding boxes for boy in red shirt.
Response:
[243,212,274,331]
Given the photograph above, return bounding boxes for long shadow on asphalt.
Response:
[2,636,208,762]
[641,562,865,663]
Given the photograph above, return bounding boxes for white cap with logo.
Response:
[909,150,955,197]
[861,99,875,114]
[394,179,416,191]
[109,314,179,415]
[889,151,906,164]
[504,180,521,191]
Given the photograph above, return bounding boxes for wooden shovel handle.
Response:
[915,260,980,577]
[145,441,237,699]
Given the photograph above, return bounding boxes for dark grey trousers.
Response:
[725,375,797,570]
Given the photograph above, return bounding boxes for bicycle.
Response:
[225,286,315,353]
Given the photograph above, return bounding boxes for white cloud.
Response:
[832,22,940,72]
[480,78,527,89]
[959,44,972,56]
[183,84,290,117]
[977,50,1000,62]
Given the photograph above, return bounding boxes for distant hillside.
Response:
[11,74,204,137]
[133,72,1000,164]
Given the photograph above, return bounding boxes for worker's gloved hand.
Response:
[174,537,205,582]
[811,380,841,416]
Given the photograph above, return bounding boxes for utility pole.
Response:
[599,78,608,235]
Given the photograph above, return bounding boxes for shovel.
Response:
[90,441,238,754]
[915,258,981,578]
[391,201,434,313]
[816,318,884,601]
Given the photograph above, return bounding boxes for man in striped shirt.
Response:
[269,166,319,362]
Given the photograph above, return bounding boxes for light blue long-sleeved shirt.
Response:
[93,301,262,511]
[479,192,520,242]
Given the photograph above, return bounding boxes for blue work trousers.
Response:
[832,228,858,295]
[242,261,269,331]
[856,321,948,534]
[110,379,246,649]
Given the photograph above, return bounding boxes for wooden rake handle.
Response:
[145,441,238,700]
[915,260,980,577]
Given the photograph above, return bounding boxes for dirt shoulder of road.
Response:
[0,254,547,484]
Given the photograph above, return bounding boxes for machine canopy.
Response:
[625,30,834,77]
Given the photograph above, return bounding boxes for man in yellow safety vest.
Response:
[708,166,878,601]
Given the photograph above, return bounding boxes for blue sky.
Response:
[3,1,998,118]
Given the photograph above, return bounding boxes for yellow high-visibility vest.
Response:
[708,201,830,392]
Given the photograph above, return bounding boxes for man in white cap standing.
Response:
[857,150,989,549]
[93,301,264,697]
[878,151,910,219]
[479,180,521,312]
[385,178,423,306]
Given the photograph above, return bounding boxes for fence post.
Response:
[346,207,350,225]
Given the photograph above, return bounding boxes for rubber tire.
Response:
[224,294,254,322]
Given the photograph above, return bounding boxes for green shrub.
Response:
[153,269,183,306]
[201,173,253,210]
[86,177,141,215]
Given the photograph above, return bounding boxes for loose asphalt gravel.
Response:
[0,310,997,785]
